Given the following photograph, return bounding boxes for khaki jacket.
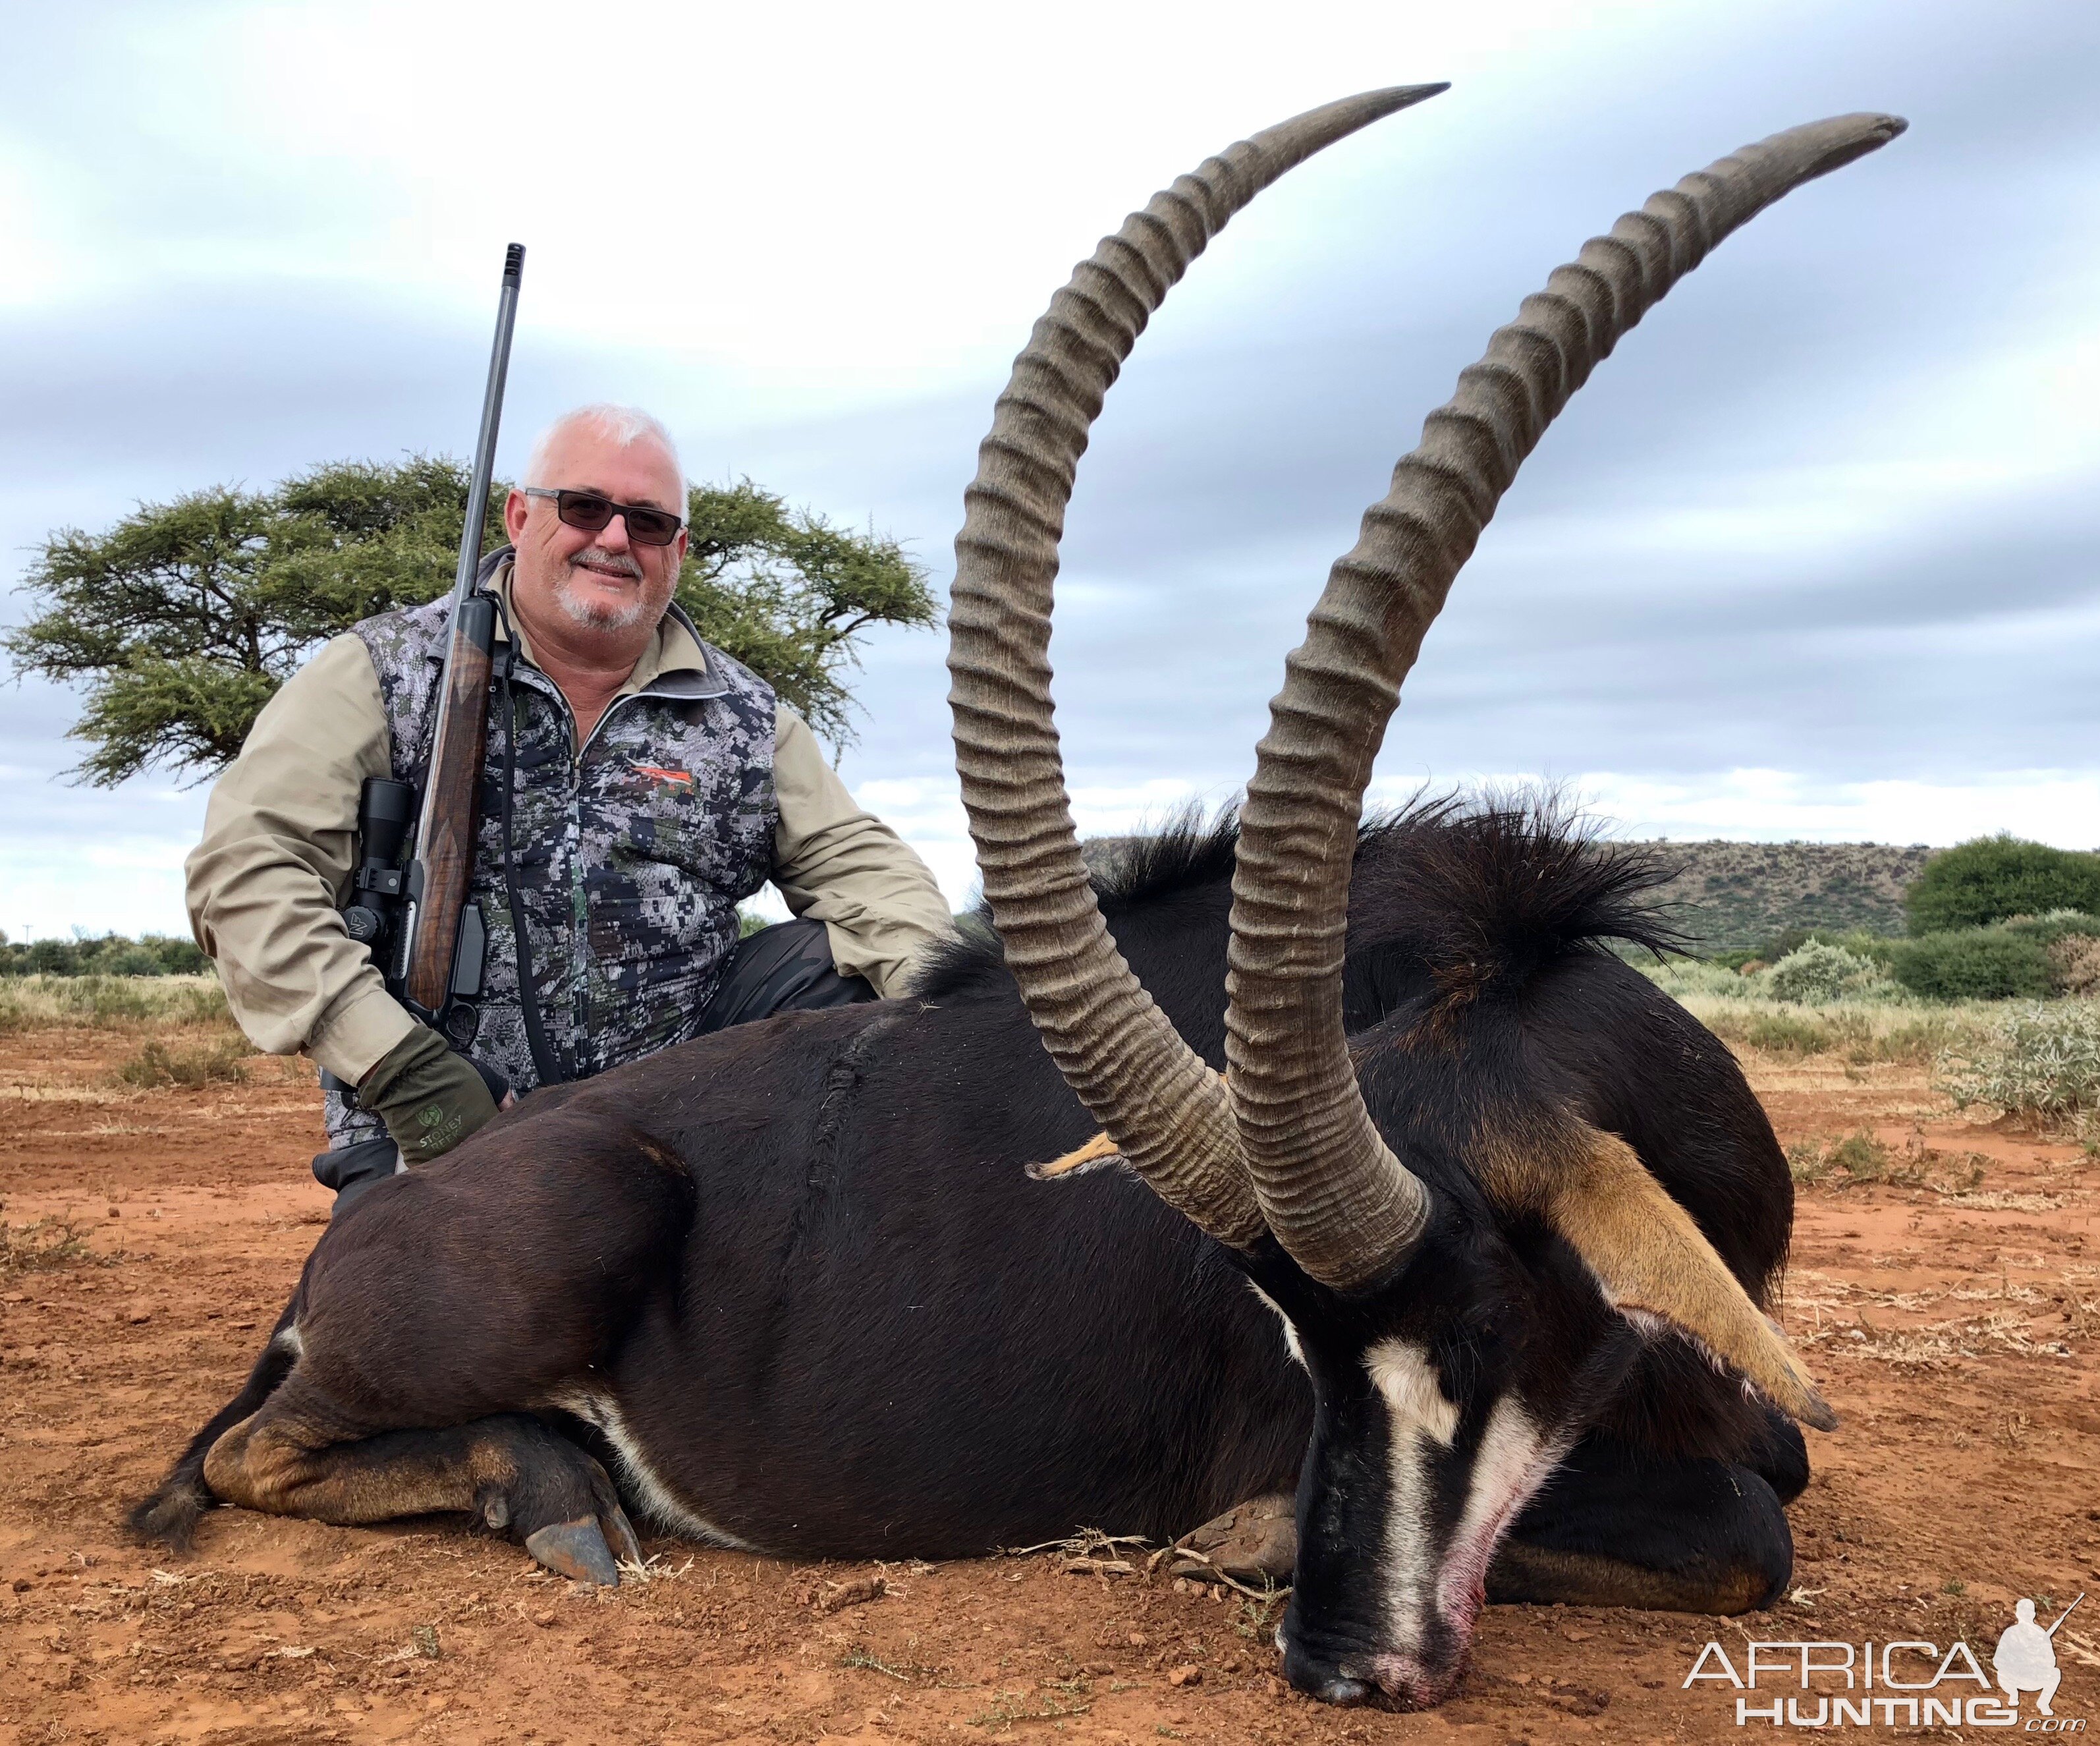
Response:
[186,581,955,1087]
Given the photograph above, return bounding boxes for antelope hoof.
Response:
[580,1460,645,1569]
[601,1502,644,1569]
[524,1515,622,1585]
[1170,1492,1297,1584]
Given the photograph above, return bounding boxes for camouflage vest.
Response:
[324,567,778,1146]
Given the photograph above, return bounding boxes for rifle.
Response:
[336,243,525,1066]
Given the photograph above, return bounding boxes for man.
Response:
[188,405,955,1201]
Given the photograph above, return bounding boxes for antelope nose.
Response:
[1282,1641,1375,1706]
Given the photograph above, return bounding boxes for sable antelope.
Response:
[135,88,1903,1707]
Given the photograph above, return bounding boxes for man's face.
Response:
[504,424,688,641]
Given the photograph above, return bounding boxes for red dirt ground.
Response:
[3,1027,2097,1743]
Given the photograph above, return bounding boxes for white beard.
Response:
[554,549,654,630]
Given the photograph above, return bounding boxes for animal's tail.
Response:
[127,1296,300,1551]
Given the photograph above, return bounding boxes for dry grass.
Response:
[1671,995,1990,1066]
[113,1034,252,1089]
[1788,1266,2086,1370]
[1785,1131,1989,1192]
[0,973,256,1089]
[0,974,230,1034]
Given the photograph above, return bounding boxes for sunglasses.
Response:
[521,486,685,548]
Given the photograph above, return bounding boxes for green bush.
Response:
[1906,836,2100,934]
[1767,941,1896,1004]
[1935,1001,2100,1127]
[1887,928,2055,1001]
[1759,925,1819,964]
[0,932,209,978]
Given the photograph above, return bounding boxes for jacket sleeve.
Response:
[184,634,420,1083]
[769,705,956,997]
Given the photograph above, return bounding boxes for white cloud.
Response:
[4,0,2095,938]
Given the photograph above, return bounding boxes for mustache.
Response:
[566,546,645,582]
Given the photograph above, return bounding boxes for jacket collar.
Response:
[462,548,730,704]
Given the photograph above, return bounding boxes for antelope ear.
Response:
[1497,1125,1837,1432]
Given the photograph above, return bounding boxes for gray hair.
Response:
[522,403,687,505]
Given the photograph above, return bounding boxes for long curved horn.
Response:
[947,85,1447,1247]
[1227,113,1908,1289]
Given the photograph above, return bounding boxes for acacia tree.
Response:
[7,457,935,785]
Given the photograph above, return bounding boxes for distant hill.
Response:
[1636,840,1937,951]
[1084,829,1941,955]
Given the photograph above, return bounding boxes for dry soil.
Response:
[2,1028,2096,1743]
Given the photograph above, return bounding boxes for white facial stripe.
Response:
[1381,1414,1435,1650]
[1437,1397,1563,1619]
[1246,1282,1308,1373]
[549,1390,760,1553]
[1365,1338,1459,1448]
[1366,1339,1461,1652]
[1362,1344,1569,1671]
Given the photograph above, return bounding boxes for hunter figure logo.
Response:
[1683,1592,2086,1730]
[1995,1596,2081,1717]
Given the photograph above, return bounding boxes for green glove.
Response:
[359,1026,499,1164]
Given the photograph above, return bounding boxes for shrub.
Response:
[1641,958,1751,1001]
[1744,1011,1841,1056]
[0,931,210,978]
[144,934,211,974]
[1786,1131,1898,1187]
[1887,928,2055,1001]
[1906,836,2100,934]
[116,1035,251,1089]
[0,1214,101,1278]
[1760,926,1817,964]
[1867,1017,1968,1067]
[1767,942,1895,1004]
[2049,934,2100,997]
[1935,1001,2100,1127]
[24,938,79,974]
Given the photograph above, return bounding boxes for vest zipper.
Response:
[574,691,646,768]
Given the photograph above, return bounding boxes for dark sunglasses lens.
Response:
[622,506,681,546]
[555,492,615,533]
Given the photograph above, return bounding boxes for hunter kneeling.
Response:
[186,403,956,1200]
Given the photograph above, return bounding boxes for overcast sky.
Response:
[3,0,2094,938]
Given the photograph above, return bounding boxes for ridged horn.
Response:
[947,85,1448,1248]
[1227,113,1908,1290]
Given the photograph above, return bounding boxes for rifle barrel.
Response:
[453,241,526,605]
[399,242,525,1021]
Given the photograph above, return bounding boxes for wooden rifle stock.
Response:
[402,594,497,1014]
